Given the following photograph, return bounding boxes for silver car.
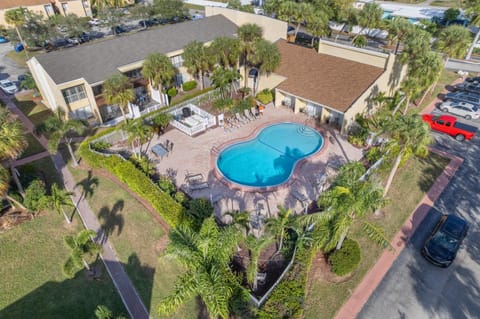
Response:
[440,101,480,120]
[0,79,18,95]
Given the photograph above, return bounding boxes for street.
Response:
[358,125,480,318]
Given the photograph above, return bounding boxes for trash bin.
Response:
[14,43,24,52]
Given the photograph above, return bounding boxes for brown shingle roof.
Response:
[275,40,384,113]
[0,0,55,10]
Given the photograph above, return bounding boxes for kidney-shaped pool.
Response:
[216,123,324,188]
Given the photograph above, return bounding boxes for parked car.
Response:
[88,18,101,26]
[422,214,468,267]
[0,79,19,95]
[138,20,154,28]
[465,76,480,83]
[454,82,480,95]
[439,101,480,120]
[0,36,9,43]
[112,25,128,35]
[422,114,477,141]
[88,30,105,39]
[444,91,480,106]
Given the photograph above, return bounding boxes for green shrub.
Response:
[158,175,176,196]
[24,179,47,212]
[256,88,273,105]
[186,198,213,230]
[79,131,184,227]
[173,191,187,206]
[329,238,361,276]
[129,155,155,177]
[90,141,111,152]
[365,146,383,165]
[167,87,178,98]
[347,126,369,147]
[182,80,197,91]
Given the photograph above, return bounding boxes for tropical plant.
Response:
[211,67,241,99]
[250,39,281,93]
[0,108,28,196]
[36,109,86,167]
[122,119,153,157]
[226,210,251,237]
[63,229,103,278]
[278,1,314,39]
[352,34,368,48]
[186,197,214,230]
[182,41,215,90]
[151,113,173,135]
[386,17,413,54]
[237,24,263,88]
[306,12,330,46]
[47,183,74,223]
[23,179,48,213]
[95,305,127,319]
[435,25,472,61]
[245,234,273,290]
[210,36,242,69]
[141,53,176,106]
[19,72,37,91]
[102,74,135,123]
[299,162,389,250]
[329,237,361,275]
[158,217,241,319]
[355,2,383,39]
[265,205,293,254]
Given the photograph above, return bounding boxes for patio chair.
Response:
[244,109,254,122]
[165,139,171,149]
[250,107,259,119]
[189,181,209,191]
[235,112,248,124]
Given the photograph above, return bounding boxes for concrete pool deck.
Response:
[149,105,363,220]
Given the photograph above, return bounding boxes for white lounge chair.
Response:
[235,112,248,124]
[244,109,254,121]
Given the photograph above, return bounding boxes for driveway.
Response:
[358,132,480,319]
[0,42,27,81]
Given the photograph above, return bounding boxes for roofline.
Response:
[318,39,390,59]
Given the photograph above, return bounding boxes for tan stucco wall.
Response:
[0,0,90,26]
[343,53,408,132]
[205,7,287,42]
[317,40,389,69]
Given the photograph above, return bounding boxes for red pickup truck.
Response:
[422,114,477,141]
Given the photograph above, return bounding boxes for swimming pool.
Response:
[216,123,324,188]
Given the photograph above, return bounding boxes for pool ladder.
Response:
[211,146,220,154]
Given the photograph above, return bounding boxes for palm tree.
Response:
[226,210,251,237]
[36,109,86,167]
[250,39,281,95]
[352,2,383,44]
[306,12,330,46]
[299,162,389,250]
[435,25,472,62]
[5,7,29,59]
[245,235,273,290]
[237,24,263,88]
[102,74,135,123]
[141,53,176,106]
[63,229,103,278]
[211,67,241,99]
[265,205,292,254]
[411,51,443,108]
[0,108,27,196]
[352,34,368,48]
[387,17,413,54]
[210,37,242,69]
[122,119,153,157]
[182,41,215,90]
[377,114,432,196]
[278,1,314,39]
[158,217,240,319]
[47,183,74,223]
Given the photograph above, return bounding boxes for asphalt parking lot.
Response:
[0,42,26,82]
[358,128,480,318]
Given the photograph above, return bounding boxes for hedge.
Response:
[79,130,185,227]
[256,89,273,105]
[257,246,316,319]
[329,238,361,276]
[182,80,197,91]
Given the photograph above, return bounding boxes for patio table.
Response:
[152,143,168,158]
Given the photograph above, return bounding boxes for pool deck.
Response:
[148,105,363,221]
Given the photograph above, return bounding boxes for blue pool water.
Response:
[217,123,324,187]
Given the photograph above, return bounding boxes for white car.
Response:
[0,79,18,95]
[440,101,480,120]
[88,18,101,26]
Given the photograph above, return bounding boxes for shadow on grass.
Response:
[13,98,53,128]
[416,154,450,193]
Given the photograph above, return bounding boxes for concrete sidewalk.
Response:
[1,91,150,319]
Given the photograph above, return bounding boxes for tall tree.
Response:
[63,229,103,278]
[299,162,388,250]
[306,12,330,46]
[210,37,242,69]
[47,183,74,223]
[245,235,273,290]
[435,25,472,62]
[102,73,135,123]
[183,41,215,90]
[5,7,29,58]
[153,0,187,19]
[278,1,314,39]
[237,24,263,88]
[211,67,241,99]
[141,53,176,106]
[377,114,432,196]
[250,39,281,95]
[36,109,86,167]
[352,2,383,44]
[0,108,28,196]
[122,119,153,157]
[387,17,413,54]
[265,205,292,254]
[158,217,240,319]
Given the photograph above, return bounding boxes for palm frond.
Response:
[62,257,76,278]
[361,220,392,249]
[158,272,198,315]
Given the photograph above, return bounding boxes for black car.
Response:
[112,25,128,35]
[455,82,480,95]
[422,214,468,267]
[138,20,154,28]
[444,91,480,106]
[465,76,480,83]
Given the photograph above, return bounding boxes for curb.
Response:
[334,148,463,319]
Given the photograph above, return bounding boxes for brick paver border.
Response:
[334,148,463,319]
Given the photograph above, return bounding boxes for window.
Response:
[92,85,102,96]
[170,55,183,68]
[44,4,54,16]
[61,2,68,15]
[62,85,87,104]
[124,68,142,79]
[82,0,89,8]
[70,106,93,120]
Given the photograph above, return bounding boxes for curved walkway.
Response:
[1,92,150,319]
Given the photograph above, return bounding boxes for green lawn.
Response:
[5,50,41,68]
[14,97,53,129]
[68,167,198,319]
[19,133,46,159]
[303,152,450,319]
[0,157,126,319]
